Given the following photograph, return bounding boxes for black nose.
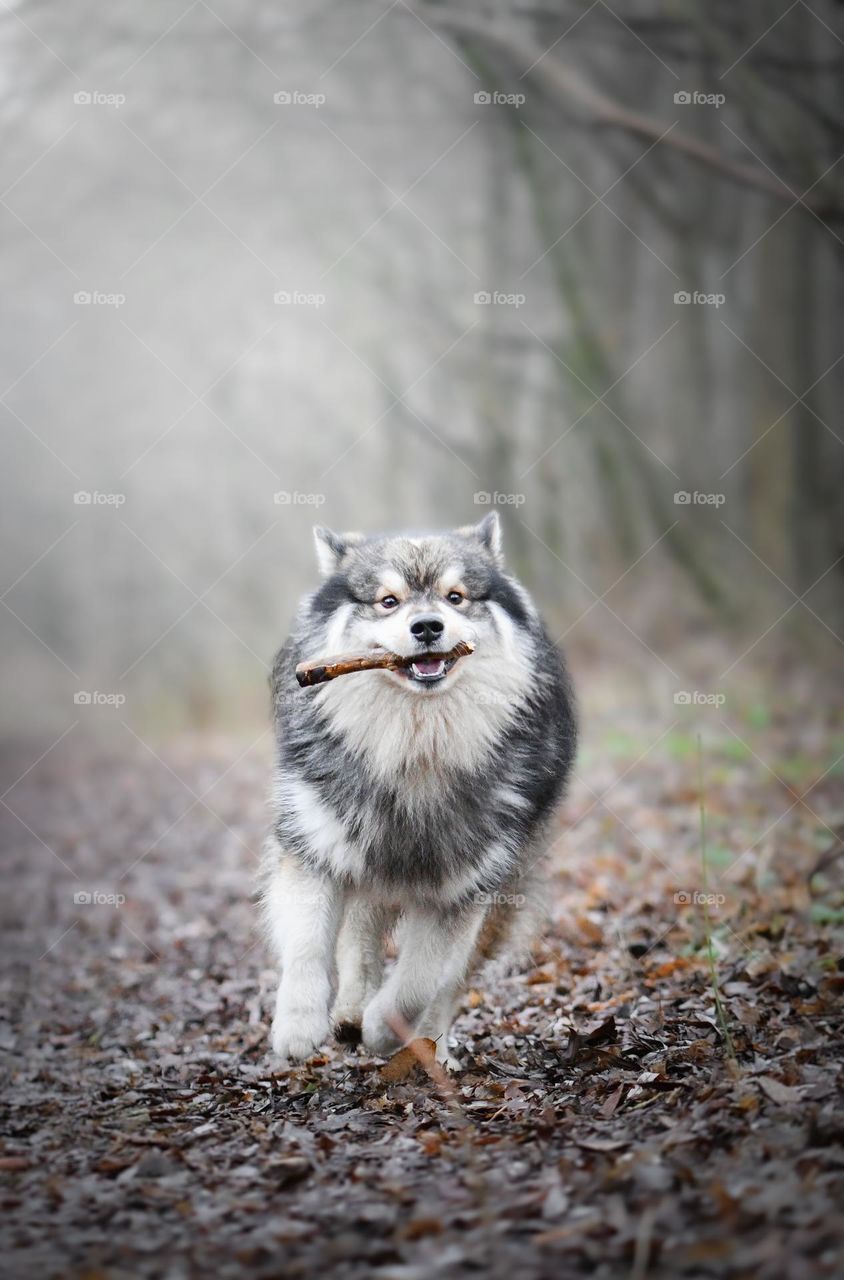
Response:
[409,615,444,646]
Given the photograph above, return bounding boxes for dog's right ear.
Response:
[313,526,364,577]
[456,511,504,565]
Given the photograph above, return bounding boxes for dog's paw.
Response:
[361,999,404,1057]
[333,1018,363,1046]
[270,1008,329,1062]
[331,998,364,1045]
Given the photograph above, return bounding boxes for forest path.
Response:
[1,698,842,1277]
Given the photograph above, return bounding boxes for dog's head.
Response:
[309,513,533,696]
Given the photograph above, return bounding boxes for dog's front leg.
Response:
[332,897,394,1042]
[361,904,485,1059]
[265,853,343,1062]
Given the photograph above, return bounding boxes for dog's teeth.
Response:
[411,659,446,679]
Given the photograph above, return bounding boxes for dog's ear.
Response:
[313,526,364,577]
[457,511,503,565]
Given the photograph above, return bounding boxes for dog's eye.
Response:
[446,590,464,605]
[378,595,400,610]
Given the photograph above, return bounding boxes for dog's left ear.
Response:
[457,511,503,565]
[313,526,364,577]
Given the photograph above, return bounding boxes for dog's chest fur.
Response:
[276,763,516,904]
[269,526,577,908]
[273,655,571,906]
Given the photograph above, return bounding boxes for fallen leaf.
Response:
[380,1038,437,1083]
[756,1076,806,1105]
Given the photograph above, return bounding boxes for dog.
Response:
[262,512,576,1065]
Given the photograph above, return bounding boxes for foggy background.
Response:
[2,9,844,1273]
[1,0,843,736]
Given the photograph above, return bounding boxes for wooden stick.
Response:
[295,640,474,688]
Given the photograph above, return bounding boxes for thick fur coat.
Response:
[263,513,576,1064]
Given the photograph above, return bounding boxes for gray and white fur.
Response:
[262,513,576,1065]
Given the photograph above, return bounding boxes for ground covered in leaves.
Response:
[1,682,843,1278]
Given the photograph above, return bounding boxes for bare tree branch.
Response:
[412,6,843,219]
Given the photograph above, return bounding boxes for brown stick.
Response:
[295,640,475,688]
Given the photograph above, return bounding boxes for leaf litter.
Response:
[0,700,842,1278]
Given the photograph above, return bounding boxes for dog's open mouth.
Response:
[397,654,458,685]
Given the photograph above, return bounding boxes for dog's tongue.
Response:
[413,659,444,676]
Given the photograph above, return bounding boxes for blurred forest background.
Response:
[1,0,843,733]
[3,8,844,1275]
